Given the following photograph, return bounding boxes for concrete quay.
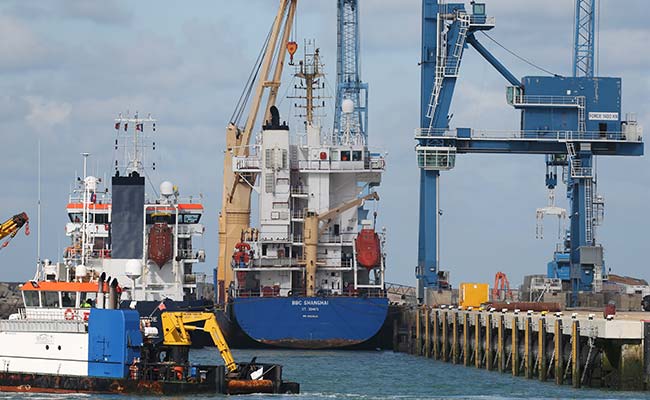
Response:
[393,306,650,391]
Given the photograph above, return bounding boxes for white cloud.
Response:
[24,97,72,130]
[0,16,56,71]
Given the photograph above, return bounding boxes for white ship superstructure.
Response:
[230,45,386,299]
[52,114,207,302]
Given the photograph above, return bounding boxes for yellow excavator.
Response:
[0,212,29,250]
[160,311,299,394]
[303,192,379,297]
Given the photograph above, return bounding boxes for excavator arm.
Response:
[161,312,237,373]
[0,213,29,248]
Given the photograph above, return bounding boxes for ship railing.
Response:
[183,272,206,285]
[415,128,639,142]
[232,155,261,172]
[319,234,355,244]
[296,158,385,172]
[231,287,387,298]
[291,210,305,219]
[290,187,309,196]
[177,248,206,260]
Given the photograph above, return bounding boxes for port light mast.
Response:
[415,0,643,306]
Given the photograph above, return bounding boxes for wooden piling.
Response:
[512,315,519,376]
[539,318,547,382]
[572,320,580,388]
[498,314,505,372]
[424,307,430,358]
[463,312,469,366]
[433,310,439,360]
[452,312,459,364]
[441,311,448,362]
[524,317,532,379]
[475,313,481,368]
[416,307,421,356]
[485,313,492,371]
[555,318,564,385]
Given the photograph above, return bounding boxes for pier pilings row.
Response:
[394,306,648,391]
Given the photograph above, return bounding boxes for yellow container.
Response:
[459,283,489,308]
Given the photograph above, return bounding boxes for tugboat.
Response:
[0,274,298,395]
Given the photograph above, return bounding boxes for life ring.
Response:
[64,308,75,321]
[82,312,90,322]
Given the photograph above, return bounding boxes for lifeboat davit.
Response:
[355,229,381,269]
[148,222,173,268]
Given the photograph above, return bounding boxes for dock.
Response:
[393,306,650,391]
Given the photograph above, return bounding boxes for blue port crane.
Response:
[415,0,643,305]
[334,0,368,143]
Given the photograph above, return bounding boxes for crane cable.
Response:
[480,31,561,77]
[230,22,275,126]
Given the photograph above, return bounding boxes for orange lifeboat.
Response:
[355,229,381,269]
[148,222,173,267]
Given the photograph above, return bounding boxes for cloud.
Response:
[60,0,133,25]
[0,16,57,71]
[24,97,72,130]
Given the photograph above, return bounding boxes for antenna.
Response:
[35,141,41,280]
[113,113,157,176]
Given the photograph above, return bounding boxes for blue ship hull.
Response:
[232,296,389,349]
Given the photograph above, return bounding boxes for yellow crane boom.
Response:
[217,0,298,303]
[161,311,237,373]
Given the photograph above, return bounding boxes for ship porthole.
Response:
[45,345,49,350]
[58,345,62,350]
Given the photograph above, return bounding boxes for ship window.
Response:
[331,151,340,161]
[61,291,76,307]
[43,291,60,308]
[147,214,176,224]
[340,151,350,161]
[68,213,82,223]
[79,292,97,306]
[181,214,201,224]
[23,291,40,307]
[93,213,109,224]
[352,151,362,161]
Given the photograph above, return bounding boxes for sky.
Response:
[0,1,648,289]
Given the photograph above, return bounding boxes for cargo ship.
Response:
[218,40,389,349]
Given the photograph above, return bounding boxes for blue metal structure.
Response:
[334,0,368,143]
[573,0,596,78]
[416,0,643,305]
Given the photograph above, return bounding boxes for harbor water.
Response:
[3,349,650,399]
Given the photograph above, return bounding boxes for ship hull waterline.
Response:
[232,296,389,349]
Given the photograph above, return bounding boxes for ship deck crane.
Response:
[217,0,298,303]
[303,192,379,297]
[0,212,29,250]
[415,1,643,306]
